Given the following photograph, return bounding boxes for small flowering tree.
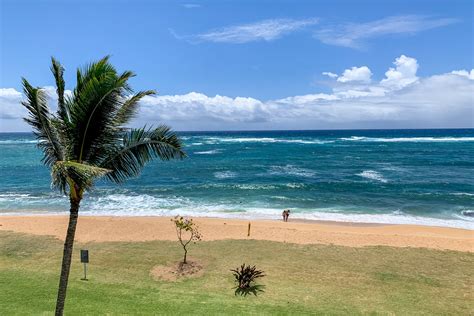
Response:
[171,216,202,264]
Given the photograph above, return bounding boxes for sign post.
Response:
[80,249,89,281]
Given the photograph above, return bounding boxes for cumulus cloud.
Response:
[0,88,28,131]
[0,86,72,131]
[140,92,267,123]
[1,55,473,131]
[314,15,458,48]
[337,66,372,83]
[380,55,419,89]
[451,69,474,80]
[191,18,319,43]
[0,88,24,119]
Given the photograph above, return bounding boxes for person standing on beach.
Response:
[282,209,290,222]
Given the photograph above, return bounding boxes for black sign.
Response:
[80,249,89,263]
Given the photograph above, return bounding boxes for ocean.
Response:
[0,129,473,229]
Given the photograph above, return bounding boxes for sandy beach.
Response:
[0,215,472,252]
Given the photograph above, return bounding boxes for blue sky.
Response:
[1,0,473,131]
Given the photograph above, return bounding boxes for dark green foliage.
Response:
[231,264,265,296]
[21,56,187,195]
[21,78,64,167]
[234,284,265,297]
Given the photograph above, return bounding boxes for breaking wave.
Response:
[267,165,316,178]
[2,196,472,229]
[201,137,332,144]
[340,136,474,142]
[0,140,38,145]
[194,149,222,155]
[214,171,237,179]
[357,170,388,183]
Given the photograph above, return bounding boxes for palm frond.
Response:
[52,161,111,192]
[113,90,156,126]
[69,64,135,163]
[21,78,64,166]
[101,125,186,183]
[23,56,185,197]
[76,56,112,93]
[50,57,69,122]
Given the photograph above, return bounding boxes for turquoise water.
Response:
[0,129,473,229]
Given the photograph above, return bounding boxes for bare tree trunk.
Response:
[183,247,187,264]
[55,197,80,316]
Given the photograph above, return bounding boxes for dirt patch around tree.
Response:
[150,260,204,282]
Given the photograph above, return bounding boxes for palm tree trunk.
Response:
[55,197,80,316]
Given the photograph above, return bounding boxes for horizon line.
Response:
[1,127,473,134]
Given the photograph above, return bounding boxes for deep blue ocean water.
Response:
[0,129,473,229]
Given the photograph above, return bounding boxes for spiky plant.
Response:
[231,264,265,289]
[21,56,186,315]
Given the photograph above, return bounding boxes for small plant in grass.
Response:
[231,264,265,296]
[171,216,202,264]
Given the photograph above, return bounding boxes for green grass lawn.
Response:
[0,230,472,315]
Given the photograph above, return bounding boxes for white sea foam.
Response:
[0,140,38,145]
[83,194,192,214]
[194,183,277,190]
[2,194,473,229]
[194,149,222,155]
[357,170,388,183]
[285,183,306,188]
[340,136,474,142]
[0,193,31,198]
[268,165,316,178]
[451,193,474,197]
[219,137,276,143]
[233,184,277,190]
[202,137,332,144]
[290,211,474,230]
[271,196,290,200]
[214,171,237,179]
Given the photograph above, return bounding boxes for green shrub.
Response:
[231,264,265,296]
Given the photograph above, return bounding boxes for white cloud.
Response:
[322,72,338,78]
[334,86,386,99]
[139,92,267,123]
[275,93,340,104]
[0,88,24,119]
[193,18,319,43]
[0,88,22,98]
[1,55,473,131]
[451,69,474,80]
[337,66,372,83]
[380,55,419,89]
[314,15,458,48]
[0,86,72,131]
[0,88,28,131]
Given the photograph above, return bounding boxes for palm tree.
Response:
[21,56,186,315]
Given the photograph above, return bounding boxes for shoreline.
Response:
[1,209,473,230]
[1,215,472,252]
